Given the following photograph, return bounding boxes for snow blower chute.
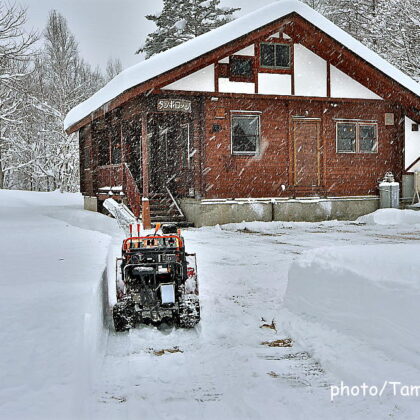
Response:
[107,203,200,332]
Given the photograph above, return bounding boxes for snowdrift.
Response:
[285,243,420,377]
[0,190,120,420]
[357,208,420,225]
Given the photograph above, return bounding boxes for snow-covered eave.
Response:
[64,0,420,133]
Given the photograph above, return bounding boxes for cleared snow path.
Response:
[94,220,420,420]
[1,192,418,419]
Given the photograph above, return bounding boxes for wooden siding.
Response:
[80,92,404,214]
[201,95,404,198]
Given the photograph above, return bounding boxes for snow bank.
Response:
[357,208,420,225]
[64,0,420,130]
[284,244,420,383]
[0,190,120,420]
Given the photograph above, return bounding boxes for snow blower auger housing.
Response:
[113,224,200,332]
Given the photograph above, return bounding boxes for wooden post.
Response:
[326,62,331,98]
[141,112,152,229]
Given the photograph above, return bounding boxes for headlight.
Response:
[160,283,175,304]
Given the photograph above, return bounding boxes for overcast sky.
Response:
[20,0,276,71]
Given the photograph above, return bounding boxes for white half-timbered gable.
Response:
[161,36,382,100]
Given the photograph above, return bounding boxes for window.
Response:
[336,123,356,152]
[359,124,377,153]
[260,43,291,69]
[229,56,254,82]
[336,122,378,153]
[180,123,191,168]
[231,114,260,155]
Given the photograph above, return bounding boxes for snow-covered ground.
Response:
[0,190,122,420]
[1,191,419,419]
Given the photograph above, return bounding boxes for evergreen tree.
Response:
[137,0,240,58]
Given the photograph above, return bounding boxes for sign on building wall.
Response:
[157,99,192,113]
[385,113,395,126]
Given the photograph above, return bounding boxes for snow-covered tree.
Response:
[321,0,378,42]
[137,0,240,58]
[2,10,104,192]
[106,57,123,81]
[302,0,419,81]
[0,2,37,189]
[369,0,419,81]
[27,10,104,191]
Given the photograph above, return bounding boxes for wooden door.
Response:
[293,119,320,187]
[148,114,193,194]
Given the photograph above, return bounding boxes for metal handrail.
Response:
[123,163,141,196]
[123,163,142,217]
[165,186,184,217]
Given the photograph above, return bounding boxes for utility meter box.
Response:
[379,175,400,209]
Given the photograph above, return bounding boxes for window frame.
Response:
[336,121,378,154]
[229,55,255,83]
[230,113,261,156]
[259,41,292,71]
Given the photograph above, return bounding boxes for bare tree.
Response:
[106,57,123,81]
[22,10,104,192]
[2,9,104,192]
[0,1,37,188]
[303,0,419,81]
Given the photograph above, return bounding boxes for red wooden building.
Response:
[65,0,420,227]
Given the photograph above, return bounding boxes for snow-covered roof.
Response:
[64,0,420,131]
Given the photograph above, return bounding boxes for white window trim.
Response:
[336,121,378,154]
[231,113,261,156]
[260,42,291,70]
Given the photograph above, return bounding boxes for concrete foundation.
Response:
[180,196,380,227]
[84,196,98,212]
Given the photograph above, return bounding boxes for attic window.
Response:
[260,43,290,69]
[412,124,419,132]
[229,56,254,82]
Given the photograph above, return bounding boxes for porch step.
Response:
[151,221,195,228]
[150,215,186,222]
[148,190,192,226]
[151,209,180,217]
